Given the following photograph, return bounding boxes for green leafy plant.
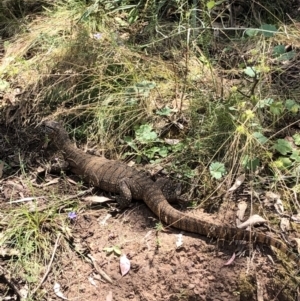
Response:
[124,124,184,163]
[274,139,292,156]
[209,162,226,179]
[271,135,300,170]
[156,106,172,116]
[242,156,260,172]
[245,24,277,37]
[103,245,121,256]
[125,81,156,105]
[155,222,164,232]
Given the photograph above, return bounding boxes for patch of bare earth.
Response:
[45,202,297,301]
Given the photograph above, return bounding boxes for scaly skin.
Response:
[43,120,300,265]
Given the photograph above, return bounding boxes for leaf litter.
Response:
[120,254,131,276]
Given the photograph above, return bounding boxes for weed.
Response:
[103,245,121,256]
[155,222,164,233]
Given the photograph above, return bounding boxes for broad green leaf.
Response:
[241,156,260,172]
[277,51,296,62]
[124,136,139,151]
[181,167,196,179]
[246,24,277,38]
[103,247,114,254]
[260,24,277,37]
[273,157,292,169]
[270,101,284,116]
[135,124,158,144]
[112,246,121,256]
[273,45,285,56]
[257,98,273,108]
[144,146,160,159]
[207,1,215,9]
[156,106,172,116]
[274,139,292,155]
[158,146,169,157]
[244,67,257,78]
[285,99,300,113]
[103,246,121,256]
[253,132,267,145]
[209,162,226,179]
[290,150,300,162]
[126,81,156,97]
[136,155,141,164]
[245,29,259,37]
[293,134,300,146]
[170,142,184,153]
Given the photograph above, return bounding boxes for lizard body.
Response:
[43,120,299,265]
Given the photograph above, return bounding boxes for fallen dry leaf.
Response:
[265,191,280,200]
[19,284,28,299]
[224,252,236,266]
[228,174,245,192]
[164,138,180,145]
[237,214,267,229]
[88,276,97,287]
[120,254,130,276]
[176,233,183,248]
[53,282,68,300]
[83,195,112,203]
[291,238,300,254]
[280,217,290,232]
[127,161,136,167]
[43,178,60,187]
[67,178,78,185]
[6,180,24,191]
[274,198,285,215]
[236,201,247,223]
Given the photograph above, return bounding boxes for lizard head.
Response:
[42,120,70,148]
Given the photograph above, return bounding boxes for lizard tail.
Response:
[144,187,300,265]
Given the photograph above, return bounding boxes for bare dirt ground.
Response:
[0,125,299,301]
[45,204,298,301]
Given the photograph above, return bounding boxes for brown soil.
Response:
[0,124,299,301]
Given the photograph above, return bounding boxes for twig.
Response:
[62,188,93,202]
[31,233,62,296]
[87,254,113,284]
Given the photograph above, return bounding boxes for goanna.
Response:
[43,120,299,265]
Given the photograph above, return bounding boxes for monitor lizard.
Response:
[43,120,300,265]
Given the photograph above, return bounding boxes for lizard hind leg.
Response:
[155,178,182,203]
[116,178,133,209]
